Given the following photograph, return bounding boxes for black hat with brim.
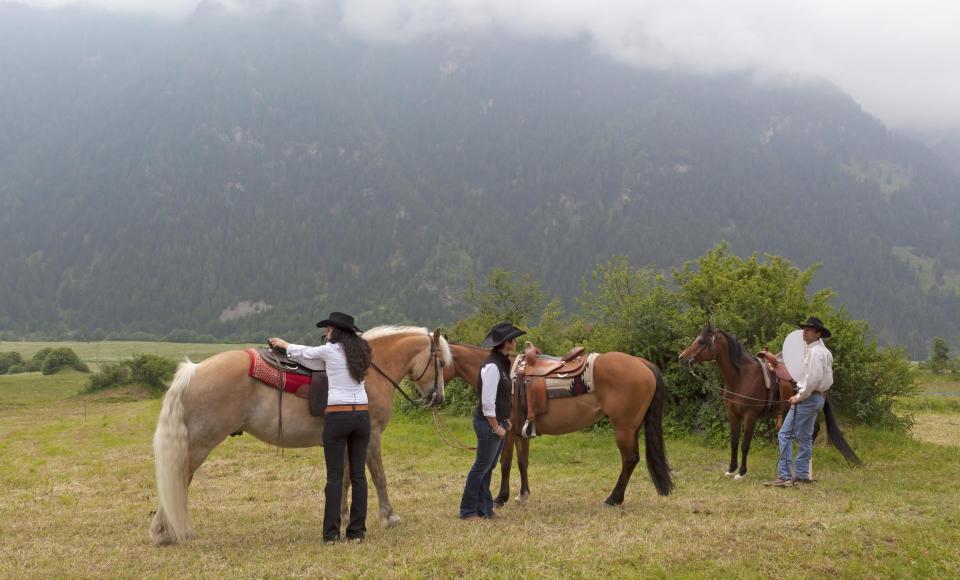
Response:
[799,316,831,338]
[316,311,362,334]
[480,322,526,349]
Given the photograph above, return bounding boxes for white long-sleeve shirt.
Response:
[286,342,368,405]
[480,362,501,418]
[795,339,833,402]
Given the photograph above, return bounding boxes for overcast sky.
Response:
[15,0,960,131]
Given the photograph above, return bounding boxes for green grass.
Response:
[1,360,959,577]
[0,340,257,370]
[913,369,960,395]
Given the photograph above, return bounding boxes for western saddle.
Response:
[514,342,589,438]
[756,349,796,410]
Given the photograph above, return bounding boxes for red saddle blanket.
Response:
[246,349,311,394]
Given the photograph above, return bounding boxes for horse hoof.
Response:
[381,514,401,528]
[493,497,506,507]
[734,473,746,481]
[516,493,529,504]
[603,497,623,506]
[724,471,736,477]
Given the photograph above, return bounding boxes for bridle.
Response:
[370,332,446,407]
[368,333,476,451]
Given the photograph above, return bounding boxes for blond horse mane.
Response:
[362,325,452,366]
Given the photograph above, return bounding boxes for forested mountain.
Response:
[1,3,958,352]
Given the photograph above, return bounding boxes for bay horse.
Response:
[150,326,451,545]
[678,324,861,480]
[446,342,672,507]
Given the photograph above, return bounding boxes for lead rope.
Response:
[685,363,785,407]
[431,408,476,451]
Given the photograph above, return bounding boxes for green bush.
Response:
[22,348,52,372]
[84,362,132,393]
[41,348,89,375]
[0,351,24,374]
[443,378,479,416]
[127,353,177,390]
[448,245,918,436]
[83,354,176,393]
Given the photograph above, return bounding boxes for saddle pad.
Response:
[756,356,771,391]
[246,349,311,393]
[511,352,601,398]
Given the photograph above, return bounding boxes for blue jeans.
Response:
[459,414,506,518]
[777,393,824,480]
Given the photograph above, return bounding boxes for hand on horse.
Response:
[268,337,289,351]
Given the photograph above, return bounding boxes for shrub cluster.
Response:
[84,354,177,393]
[443,244,917,434]
[0,348,88,374]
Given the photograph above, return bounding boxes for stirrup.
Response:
[521,420,538,439]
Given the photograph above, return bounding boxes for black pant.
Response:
[322,410,371,541]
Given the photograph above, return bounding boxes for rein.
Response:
[370,332,445,407]
[684,363,778,407]
[431,408,476,451]
[369,333,473,452]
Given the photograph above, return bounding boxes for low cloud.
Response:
[16,0,960,130]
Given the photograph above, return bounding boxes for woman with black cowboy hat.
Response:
[459,321,525,520]
[269,312,372,543]
[767,316,834,487]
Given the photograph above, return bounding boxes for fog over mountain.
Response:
[14,0,960,132]
[0,3,958,353]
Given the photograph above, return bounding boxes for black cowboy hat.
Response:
[799,316,831,338]
[480,322,526,349]
[316,311,362,334]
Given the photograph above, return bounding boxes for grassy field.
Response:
[0,340,257,371]
[1,344,959,577]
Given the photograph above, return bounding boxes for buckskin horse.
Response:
[446,342,673,506]
[150,326,450,545]
[678,323,861,480]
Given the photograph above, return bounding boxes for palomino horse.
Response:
[150,326,451,545]
[446,342,672,506]
[678,324,861,480]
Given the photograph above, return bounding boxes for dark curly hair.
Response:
[329,327,372,382]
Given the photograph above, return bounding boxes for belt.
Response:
[326,404,369,413]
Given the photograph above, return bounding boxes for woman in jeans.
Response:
[269,311,372,543]
[459,322,525,520]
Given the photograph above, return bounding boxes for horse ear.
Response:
[432,327,442,342]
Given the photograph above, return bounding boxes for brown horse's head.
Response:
[679,324,747,375]
[678,324,720,367]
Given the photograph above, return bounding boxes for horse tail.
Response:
[149,359,196,544]
[823,397,862,466]
[642,361,674,496]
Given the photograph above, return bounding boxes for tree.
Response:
[930,337,950,374]
[449,269,546,344]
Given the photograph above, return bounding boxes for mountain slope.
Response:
[0,5,958,351]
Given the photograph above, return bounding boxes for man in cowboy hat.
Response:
[767,316,834,487]
[459,321,525,520]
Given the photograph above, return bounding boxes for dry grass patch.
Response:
[911,413,960,446]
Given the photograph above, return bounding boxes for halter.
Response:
[370,332,445,407]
